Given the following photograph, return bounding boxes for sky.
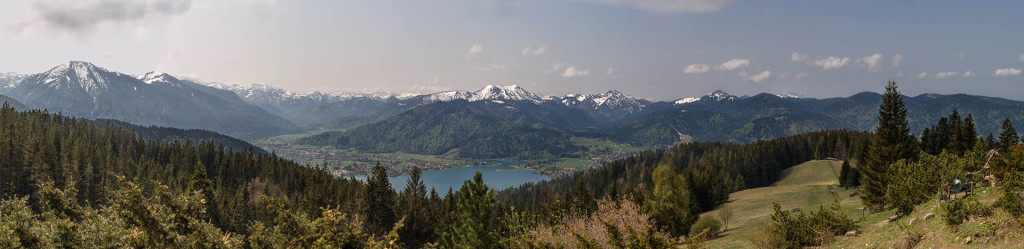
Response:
[1,0,1023,101]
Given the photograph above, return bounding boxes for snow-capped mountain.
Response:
[0,72,25,90]
[424,90,473,103]
[557,90,649,119]
[673,90,741,105]
[469,85,542,103]
[0,62,297,138]
[774,92,804,99]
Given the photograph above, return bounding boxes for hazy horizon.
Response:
[2,1,1022,101]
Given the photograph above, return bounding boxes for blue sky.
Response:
[1,0,1023,101]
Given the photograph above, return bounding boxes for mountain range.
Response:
[5,62,1024,159]
[0,62,297,139]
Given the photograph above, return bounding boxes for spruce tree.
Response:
[839,160,860,187]
[365,163,397,235]
[398,167,433,248]
[442,171,496,248]
[861,81,917,210]
[963,114,977,150]
[1000,118,1019,153]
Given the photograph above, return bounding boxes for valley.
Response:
[257,132,643,177]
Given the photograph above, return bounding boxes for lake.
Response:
[350,161,549,192]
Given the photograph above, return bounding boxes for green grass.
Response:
[570,137,643,154]
[702,160,865,249]
[827,186,1024,249]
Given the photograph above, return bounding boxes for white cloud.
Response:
[892,54,903,67]
[1018,54,1024,62]
[716,59,749,71]
[962,71,974,77]
[467,44,484,59]
[918,72,928,79]
[12,0,193,34]
[739,70,771,82]
[520,45,548,56]
[934,71,959,79]
[812,56,849,70]
[791,52,811,63]
[684,64,711,74]
[562,66,590,78]
[858,53,883,72]
[994,68,1023,76]
[568,0,738,14]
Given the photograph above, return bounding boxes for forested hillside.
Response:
[94,119,268,154]
[298,100,587,159]
[501,129,871,214]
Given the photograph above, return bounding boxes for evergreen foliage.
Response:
[862,81,917,210]
[442,171,497,248]
[839,160,860,187]
[644,162,698,237]
[365,163,398,236]
[1000,118,1019,153]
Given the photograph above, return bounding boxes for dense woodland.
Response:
[2,81,1024,248]
[297,100,586,159]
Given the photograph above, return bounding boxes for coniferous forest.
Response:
[2,81,1024,248]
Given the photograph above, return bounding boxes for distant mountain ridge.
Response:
[0,62,298,139]
[7,62,1024,154]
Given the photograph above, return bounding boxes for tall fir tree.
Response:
[1000,118,1019,153]
[963,114,977,149]
[442,171,496,248]
[364,163,397,235]
[397,167,434,248]
[861,81,917,210]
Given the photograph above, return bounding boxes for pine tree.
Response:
[861,81,917,210]
[839,160,859,187]
[364,163,397,235]
[187,161,216,221]
[947,110,965,154]
[963,114,977,150]
[442,171,496,248]
[1000,118,1019,153]
[397,167,433,248]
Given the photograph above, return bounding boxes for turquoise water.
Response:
[351,161,549,192]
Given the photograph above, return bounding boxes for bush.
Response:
[763,201,857,249]
[941,195,992,227]
[1002,171,1024,217]
[897,228,924,249]
[689,216,722,237]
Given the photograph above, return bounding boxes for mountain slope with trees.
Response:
[296,100,587,159]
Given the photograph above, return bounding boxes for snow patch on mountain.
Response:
[674,90,739,105]
[469,84,541,103]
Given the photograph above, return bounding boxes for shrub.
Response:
[689,216,722,237]
[526,198,676,248]
[1002,171,1024,217]
[941,195,992,227]
[897,228,924,249]
[765,201,856,249]
[745,223,781,249]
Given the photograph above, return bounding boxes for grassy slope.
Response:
[702,160,865,249]
[701,159,1024,249]
[827,186,1024,249]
